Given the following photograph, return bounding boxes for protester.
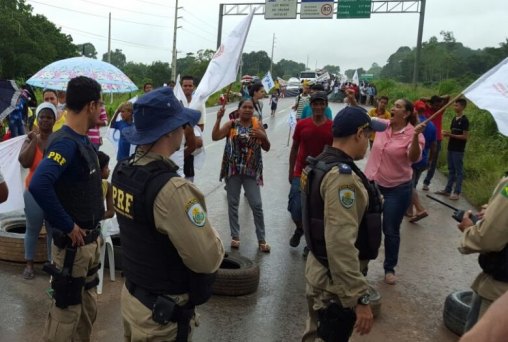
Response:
[301,107,386,341]
[0,169,8,203]
[112,87,224,341]
[300,84,333,120]
[8,95,26,137]
[422,95,450,191]
[42,89,66,132]
[365,99,425,285]
[407,100,437,223]
[249,83,266,123]
[288,92,333,256]
[110,101,134,161]
[143,82,153,93]
[87,102,108,150]
[457,174,508,332]
[435,98,470,200]
[367,95,391,148]
[292,82,311,121]
[270,89,278,117]
[212,99,271,252]
[19,102,57,279]
[29,76,104,341]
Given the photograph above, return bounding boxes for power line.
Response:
[181,28,215,46]
[76,0,172,19]
[181,8,217,30]
[181,18,215,37]
[27,0,170,28]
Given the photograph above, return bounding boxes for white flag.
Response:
[173,75,189,107]
[262,71,275,92]
[0,135,26,213]
[352,69,359,85]
[288,110,297,128]
[190,9,255,110]
[463,57,508,136]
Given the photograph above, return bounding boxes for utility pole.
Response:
[171,0,183,82]
[107,12,112,63]
[270,33,275,75]
[412,0,426,89]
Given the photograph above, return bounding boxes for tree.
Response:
[103,49,126,69]
[241,51,271,77]
[76,43,97,58]
[322,64,341,75]
[273,59,306,79]
[367,63,382,77]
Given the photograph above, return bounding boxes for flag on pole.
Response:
[173,75,189,107]
[190,9,255,110]
[0,135,26,213]
[463,57,508,136]
[352,69,359,85]
[261,71,275,92]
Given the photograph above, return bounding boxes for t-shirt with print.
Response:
[294,94,310,120]
[292,118,333,177]
[447,115,469,152]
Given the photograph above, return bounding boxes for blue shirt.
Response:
[300,104,333,120]
[29,126,93,233]
[113,120,133,161]
[413,114,437,169]
[9,98,25,123]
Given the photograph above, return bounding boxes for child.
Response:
[97,151,115,220]
[436,98,470,200]
[111,101,133,161]
[270,90,278,117]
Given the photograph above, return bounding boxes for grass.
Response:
[376,79,508,207]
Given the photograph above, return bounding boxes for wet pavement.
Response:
[0,98,479,341]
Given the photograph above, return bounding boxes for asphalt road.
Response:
[0,96,480,341]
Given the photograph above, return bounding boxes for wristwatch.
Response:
[357,294,370,305]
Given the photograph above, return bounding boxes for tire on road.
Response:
[212,254,260,296]
[0,216,48,263]
[443,290,473,336]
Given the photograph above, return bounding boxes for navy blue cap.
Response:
[122,87,201,145]
[333,106,387,137]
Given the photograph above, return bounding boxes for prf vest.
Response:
[112,158,192,294]
[46,128,104,230]
[301,146,383,268]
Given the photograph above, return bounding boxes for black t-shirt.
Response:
[447,115,469,152]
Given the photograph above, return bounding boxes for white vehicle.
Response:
[285,77,301,97]
[299,70,318,84]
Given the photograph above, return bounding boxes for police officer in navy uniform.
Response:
[29,76,104,341]
[301,106,387,341]
[112,87,224,341]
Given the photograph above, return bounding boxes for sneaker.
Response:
[422,184,429,191]
[449,193,460,200]
[303,246,310,258]
[384,273,397,285]
[289,230,303,247]
[23,267,35,280]
[435,190,451,196]
[231,239,240,249]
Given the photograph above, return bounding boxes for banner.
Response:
[0,135,26,213]
[463,57,508,136]
[262,71,275,92]
[352,69,359,85]
[190,9,255,110]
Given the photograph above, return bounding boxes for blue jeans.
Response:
[423,140,441,186]
[379,181,413,274]
[226,175,266,241]
[287,177,302,225]
[24,190,52,261]
[8,119,25,137]
[445,151,464,194]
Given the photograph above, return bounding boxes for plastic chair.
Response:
[97,219,116,294]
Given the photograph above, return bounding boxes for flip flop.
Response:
[409,211,428,223]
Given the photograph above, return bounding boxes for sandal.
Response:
[231,239,240,249]
[23,267,35,280]
[409,211,429,223]
[258,242,271,253]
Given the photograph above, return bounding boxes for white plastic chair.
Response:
[97,218,116,294]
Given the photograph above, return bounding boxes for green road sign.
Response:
[337,0,372,19]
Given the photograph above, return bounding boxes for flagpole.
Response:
[222,83,233,110]
[421,93,463,125]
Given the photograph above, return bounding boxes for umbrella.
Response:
[0,80,21,121]
[27,56,138,93]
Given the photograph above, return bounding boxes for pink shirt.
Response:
[365,120,425,188]
[87,106,108,145]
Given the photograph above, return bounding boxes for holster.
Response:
[52,227,101,249]
[317,302,356,342]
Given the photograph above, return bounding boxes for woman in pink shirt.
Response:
[365,99,425,285]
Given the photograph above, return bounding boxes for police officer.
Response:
[112,87,224,341]
[458,174,508,331]
[301,106,387,342]
[29,76,104,341]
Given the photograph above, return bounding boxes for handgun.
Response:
[426,195,478,224]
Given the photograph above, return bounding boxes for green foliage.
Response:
[322,64,341,75]
[103,49,126,69]
[241,51,271,77]
[76,43,97,58]
[272,59,306,79]
[0,0,78,79]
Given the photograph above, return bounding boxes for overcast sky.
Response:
[28,0,508,74]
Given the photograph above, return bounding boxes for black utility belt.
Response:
[52,227,101,249]
[125,279,193,326]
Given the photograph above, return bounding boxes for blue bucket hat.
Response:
[333,106,387,137]
[122,87,201,145]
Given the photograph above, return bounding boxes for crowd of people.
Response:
[0,72,506,342]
